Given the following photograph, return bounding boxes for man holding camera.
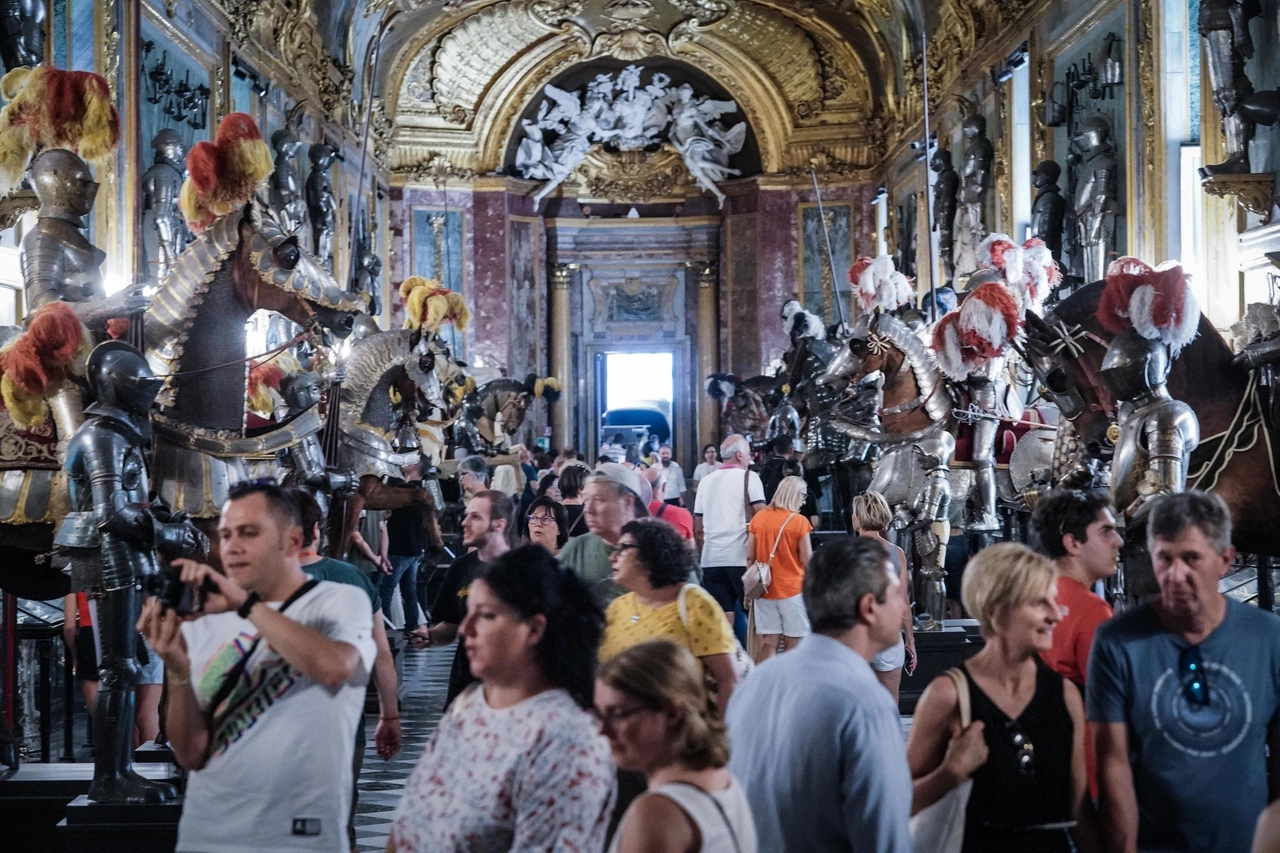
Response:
[139,482,375,853]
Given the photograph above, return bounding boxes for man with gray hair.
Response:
[726,536,912,851]
[693,434,766,618]
[559,462,649,603]
[1090,490,1280,853]
[457,454,490,500]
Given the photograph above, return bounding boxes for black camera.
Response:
[144,564,219,615]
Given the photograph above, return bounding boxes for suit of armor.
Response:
[141,130,189,283]
[56,343,206,803]
[1031,160,1066,263]
[275,372,353,517]
[0,0,44,73]
[911,431,954,631]
[1073,117,1119,284]
[964,355,1005,531]
[1199,0,1262,175]
[931,149,960,283]
[306,143,338,271]
[270,129,308,234]
[21,150,148,447]
[352,248,382,317]
[1100,329,1200,520]
[955,115,993,277]
[21,150,106,315]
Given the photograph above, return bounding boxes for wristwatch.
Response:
[237,592,261,619]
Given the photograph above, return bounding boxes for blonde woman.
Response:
[852,492,915,702]
[596,640,758,853]
[744,476,813,662]
[907,543,1099,853]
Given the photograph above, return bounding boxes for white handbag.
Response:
[742,511,796,603]
[677,584,753,682]
[909,668,973,853]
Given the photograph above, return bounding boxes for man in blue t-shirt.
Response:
[1088,490,1280,853]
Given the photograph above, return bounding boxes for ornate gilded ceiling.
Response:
[373,0,920,181]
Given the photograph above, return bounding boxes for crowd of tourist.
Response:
[130,432,1280,853]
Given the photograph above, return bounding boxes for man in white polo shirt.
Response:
[693,434,765,618]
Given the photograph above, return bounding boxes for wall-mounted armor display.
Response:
[0,0,44,74]
[306,142,338,271]
[1072,116,1120,284]
[140,129,190,283]
[954,114,993,277]
[270,127,308,234]
[931,148,960,284]
[1031,160,1067,265]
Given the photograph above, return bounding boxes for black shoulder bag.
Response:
[206,579,320,733]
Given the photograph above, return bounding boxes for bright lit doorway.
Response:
[596,350,675,455]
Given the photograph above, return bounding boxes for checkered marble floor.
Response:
[354,645,454,852]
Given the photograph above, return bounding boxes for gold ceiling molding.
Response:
[570,144,701,202]
[211,0,356,127]
[432,2,560,127]
[386,0,879,181]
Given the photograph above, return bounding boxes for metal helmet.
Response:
[1033,159,1061,187]
[151,128,185,163]
[348,313,380,343]
[29,148,98,215]
[963,268,1004,292]
[282,371,321,412]
[270,127,300,154]
[1099,327,1170,401]
[86,341,165,415]
[963,113,986,137]
[1072,115,1112,152]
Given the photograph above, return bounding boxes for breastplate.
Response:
[21,217,105,309]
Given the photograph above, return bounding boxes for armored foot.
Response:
[88,769,180,804]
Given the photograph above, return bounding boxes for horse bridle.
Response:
[1035,316,1114,417]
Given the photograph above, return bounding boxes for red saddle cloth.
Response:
[949,386,1038,465]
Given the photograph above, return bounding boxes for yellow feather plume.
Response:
[2,373,46,427]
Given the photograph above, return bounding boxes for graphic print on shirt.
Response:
[198,632,301,755]
[1150,661,1253,757]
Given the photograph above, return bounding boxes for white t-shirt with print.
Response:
[693,466,765,566]
[176,580,376,853]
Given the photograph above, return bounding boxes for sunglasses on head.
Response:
[1005,720,1035,777]
[1180,645,1210,707]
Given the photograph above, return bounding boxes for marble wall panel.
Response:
[725,214,760,376]
[507,216,542,383]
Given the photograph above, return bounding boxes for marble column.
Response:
[550,263,575,450]
[694,260,719,450]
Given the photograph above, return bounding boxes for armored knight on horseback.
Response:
[1095,258,1200,521]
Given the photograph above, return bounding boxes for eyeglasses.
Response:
[1180,645,1210,707]
[526,515,556,526]
[1005,721,1035,777]
[594,703,649,729]
[613,543,640,553]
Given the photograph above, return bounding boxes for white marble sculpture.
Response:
[516,65,747,208]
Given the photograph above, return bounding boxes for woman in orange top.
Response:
[744,476,813,662]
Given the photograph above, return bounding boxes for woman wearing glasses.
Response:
[906,543,1100,853]
[598,518,739,715]
[525,496,568,556]
[595,641,757,853]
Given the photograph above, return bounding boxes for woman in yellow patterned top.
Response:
[599,518,740,715]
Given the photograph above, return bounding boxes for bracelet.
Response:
[237,592,261,619]
[169,676,190,687]
[379,716,400,721]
